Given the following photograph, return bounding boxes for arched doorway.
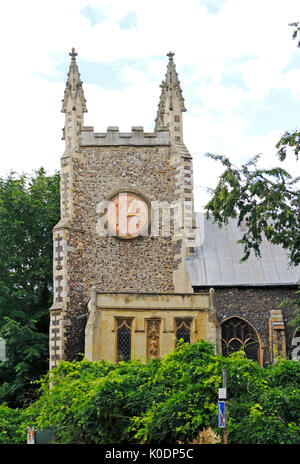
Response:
[221,317,262,364]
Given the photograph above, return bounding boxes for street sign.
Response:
[218,401,226,428]
[218,387,227,399]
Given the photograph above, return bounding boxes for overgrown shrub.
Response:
[0,340,299,444]
[0,404,26,444]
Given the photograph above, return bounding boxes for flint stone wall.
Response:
[63,144,181,359]
[194,285,298,364]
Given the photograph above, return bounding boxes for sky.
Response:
[0,0,299,211]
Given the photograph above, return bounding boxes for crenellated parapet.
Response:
[81,126,170,146]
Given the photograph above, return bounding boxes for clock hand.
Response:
[127,199,136,214]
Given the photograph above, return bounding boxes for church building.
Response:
[49,49,299,369]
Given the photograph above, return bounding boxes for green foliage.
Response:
[227,358,300,444]
[205,140,300,331]
[219,351,268,398]
[130,340,219,444]
[31,358,157,444]
[0,318,48,407]
[0,169,60,407]
[205,153,300,267]
[25,340,220,444]
[229,413,300,444]
[229,380,300,444]
[279,287,300,330]
[267,358,300,387]
[0,404,26,444]
[276,129,300,162]
[0,341,299,445]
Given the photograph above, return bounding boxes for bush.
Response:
[0,341,299,444]
[230,413,300,444]
[0,404,26,444]
[267,359,300,388]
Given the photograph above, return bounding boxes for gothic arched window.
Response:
[221,317,260,363]
[116,319,132,362]
[175,319,191,345]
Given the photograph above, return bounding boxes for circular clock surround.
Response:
[106,190,150,239]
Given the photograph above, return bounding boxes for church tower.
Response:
[49,50,220,368]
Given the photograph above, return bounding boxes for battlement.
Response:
[81,126,170,146]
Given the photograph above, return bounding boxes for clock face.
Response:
[107,192,149,239]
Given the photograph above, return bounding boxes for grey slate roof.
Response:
[186,212,300,287]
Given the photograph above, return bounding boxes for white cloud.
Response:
[0,0,299,212]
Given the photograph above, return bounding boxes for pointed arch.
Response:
[221,316,263,365]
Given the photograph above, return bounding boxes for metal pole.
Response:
[223,369,228,444]
[222,369,226,388]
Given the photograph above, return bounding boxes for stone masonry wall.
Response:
[79,145,176,293]
[62,144,180,359]
[194,286,298,364]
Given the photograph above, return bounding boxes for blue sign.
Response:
[218,401,226,428]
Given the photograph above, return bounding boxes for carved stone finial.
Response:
[69,47,78,60]
[62,47,87,154]
[155,52,186,136]
[62,48,87,114]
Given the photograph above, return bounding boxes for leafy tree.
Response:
[1,340,299,444]
[0,318,48,407]
[0,169,60,407]
[205,153,299,266]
